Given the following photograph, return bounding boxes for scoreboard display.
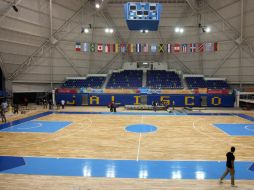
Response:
[124,2,162,31]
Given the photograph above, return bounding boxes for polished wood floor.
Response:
[0,106,253,190]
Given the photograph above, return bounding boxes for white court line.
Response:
[136,133,142,161]
[245,125,254,131]
[17,122,42,130]
[0,116,93,149]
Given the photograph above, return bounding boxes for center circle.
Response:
[125,124,157,133]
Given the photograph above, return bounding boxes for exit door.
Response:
[140,95,147,105]
[201,96,207,107]
[81,94,88,105]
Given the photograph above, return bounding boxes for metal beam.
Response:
[185,0,198,14]
[207,3,240,38]
[211,45,238,77]
[55,46,82,76]
[8,4,86,80]
[97,53,121,74]
[157,29,193,74]
[0,0,23,24]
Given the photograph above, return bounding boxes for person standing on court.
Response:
[61,99,65,109]
[152,101,156,112]
[0,107,6,123]
[111,101,116,112]
[219,146,237,187]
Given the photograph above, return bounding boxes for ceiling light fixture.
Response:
[84,28,89,33]
[175,27,184,33]
[95,3,100,9]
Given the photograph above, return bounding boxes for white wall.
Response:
[0,0,253,92]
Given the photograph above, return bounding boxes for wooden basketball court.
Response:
[0,107,253,190]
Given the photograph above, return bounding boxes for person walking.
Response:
[152,101,157,112]
[61,99,65,109]
[0,107,6,123]
[219,146,237,187]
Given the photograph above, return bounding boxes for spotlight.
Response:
[95,3,100,9]
[12,5,18,12]
[205,27,211,33]
[109,28,114,33]
[145,29,149,33]
[105,28,109,33]
[140,29,144,33]
[175,27,180,33]
[84,28,89,33]
[175,27,184,33]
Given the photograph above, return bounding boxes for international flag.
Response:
[190,43,196,53]
[83,42,88,52]
[214,42,218,51]
[127,44,134,53]
[136,43,141,53]
[120,43,126,53]
[198,43,204,52]
[112,43,119,53]
[143,44,149,53]
[75,42,81,51]
[90,43,95,52]
[105,44,110,53]
[181,44,188,53]
[167,44,171,53]
[97,43,103,53]
[205,42,213,52]
[159,44,164,53]
[173,44,180,53]
[151,44,157,53]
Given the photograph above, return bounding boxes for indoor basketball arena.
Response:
[0,0,254,189]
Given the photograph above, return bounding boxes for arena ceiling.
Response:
[0,0,253,92]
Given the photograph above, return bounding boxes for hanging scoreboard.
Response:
[124,2,162,31]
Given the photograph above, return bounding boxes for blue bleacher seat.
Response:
[146,70,183,89]
[63,77,106,88]
[206,80,230,89]
[185,77,207,89]
[106,70,143,89]
[185,77,230,89]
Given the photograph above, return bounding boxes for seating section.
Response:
[63,77,106,88]
[62,72,230,90]
[185,77,207,89]
[206,80,230,89]
[106,70,143,88]
[146,70,182,89]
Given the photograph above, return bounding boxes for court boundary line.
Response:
[136,133,142,161]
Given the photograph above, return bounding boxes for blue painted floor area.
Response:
[0,156,25,171]
[0,120,72,133]
[236,114,254,122]
[213,124,254,136]
[125,124,157,133]
[0,111,53,130]
[0,156,253,179]
[249,163,254,171]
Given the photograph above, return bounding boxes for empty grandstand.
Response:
[63,76,106,88]
[146,70,182,89]
[106,70,143,89]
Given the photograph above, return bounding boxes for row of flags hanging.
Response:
[75,42,218,53]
